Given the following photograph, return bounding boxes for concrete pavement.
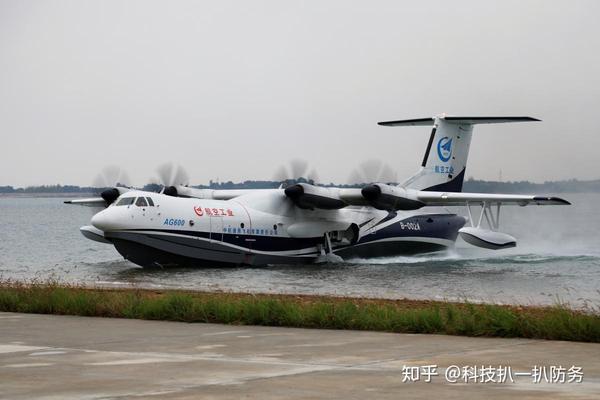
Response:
[0,312,598,399]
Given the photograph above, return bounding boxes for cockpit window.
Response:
[115,197,135,206]
[146,197,155,206]
[135,197,148,207]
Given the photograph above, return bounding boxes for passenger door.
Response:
[210,215,223,242]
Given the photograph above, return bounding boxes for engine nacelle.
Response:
[100,186,131,206]
[163,185,214,199]
[163,186,179,197]
[361,184,425,211]
[284,183,347,210]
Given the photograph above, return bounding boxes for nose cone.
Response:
[91,209,112,231]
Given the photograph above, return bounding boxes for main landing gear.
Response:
[315,232,344,264]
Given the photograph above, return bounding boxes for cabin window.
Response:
[135,197,148,207]
[115,197,135,206]
[146,197,154,206]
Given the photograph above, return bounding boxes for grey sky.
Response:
[1,0,599,187]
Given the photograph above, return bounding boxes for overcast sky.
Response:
[1,0,599,187]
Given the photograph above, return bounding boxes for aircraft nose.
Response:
[91,209,111,231]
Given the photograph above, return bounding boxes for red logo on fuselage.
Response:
[194,206,204,217]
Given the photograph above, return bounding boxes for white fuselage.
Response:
[87,189,464,268]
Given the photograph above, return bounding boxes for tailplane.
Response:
[378,115,539,192]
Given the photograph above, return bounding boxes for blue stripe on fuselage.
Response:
[359,213,465,244]
[119,214,464,253]
[121,229,321,252]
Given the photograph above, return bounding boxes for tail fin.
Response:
[378,116,540,192]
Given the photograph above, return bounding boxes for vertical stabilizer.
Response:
[377,116,540,192]
[403,117,472,192]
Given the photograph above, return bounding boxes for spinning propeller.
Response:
[273,159,320,187]
[348,159,397,186]
[70,163,191,208]
[92,166,131,206]
[155,163,190,196]
[270,159,322,215]
[348,160,423,211]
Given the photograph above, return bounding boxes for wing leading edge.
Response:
[64,197,106,207]
[416,191,570,206]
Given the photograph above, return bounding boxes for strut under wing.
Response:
[416,191,570,206]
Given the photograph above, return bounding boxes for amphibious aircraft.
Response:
[66,115,569,268]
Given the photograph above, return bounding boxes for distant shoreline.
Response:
[0,192,96,198]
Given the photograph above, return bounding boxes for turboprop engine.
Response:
[94,186,131,207]
[161,185,216,199]
[361,184,425,211]
[284,183,347,210]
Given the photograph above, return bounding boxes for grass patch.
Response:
[1,282,599,342]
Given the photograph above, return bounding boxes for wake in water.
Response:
[346,250,600,267]
[344,239,600,266]
[345,249,461,265]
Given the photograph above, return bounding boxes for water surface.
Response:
[1,194,599,308]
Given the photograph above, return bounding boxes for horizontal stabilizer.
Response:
[378,115,541,193]
[378,116,540,127]
[377,118,434,126]
[443,116,540,124]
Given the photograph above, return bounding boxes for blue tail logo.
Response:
[437,137,452,162]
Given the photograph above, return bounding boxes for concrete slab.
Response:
[0,312,598,399]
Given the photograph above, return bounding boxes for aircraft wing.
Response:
[158,185,571,209]
[415,191,570,206]
[63,197,106,207]
[211,189,269,200]
[173,186,277,200]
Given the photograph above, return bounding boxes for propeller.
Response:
[157,162,189,187]
[269,159,321,216]
[92,166,132,206]
[155,163,190,196]
[348,159,397,186]
[273,159,320,187]
[93,166,131,190]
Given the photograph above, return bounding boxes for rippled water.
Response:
[1,194,599,307]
